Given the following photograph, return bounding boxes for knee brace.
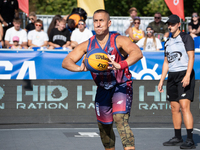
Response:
[113,113,135,148]
[98,122,115,148]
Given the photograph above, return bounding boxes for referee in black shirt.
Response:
[158,14,196,149]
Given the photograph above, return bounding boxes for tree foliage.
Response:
[29,0,77,15]
[29,0,200,17]
[142,0,170,16]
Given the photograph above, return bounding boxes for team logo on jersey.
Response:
[107,47,114,53]
[166,51,182,63]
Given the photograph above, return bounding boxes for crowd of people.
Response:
[0,3,199,51]
[0,2,197,150]
[0,0,93,49]
[0,10,94,50]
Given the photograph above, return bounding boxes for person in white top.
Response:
[136,26,162,51]
[5,17,28,49]
[28,19,49,48]
[124,7,145,36]
[71,19,93,48]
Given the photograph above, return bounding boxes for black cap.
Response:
[146,26,154,30]
[166,14,180,24]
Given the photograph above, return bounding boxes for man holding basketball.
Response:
[62,9,143,150]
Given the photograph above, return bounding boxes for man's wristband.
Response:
[119,60,128,70]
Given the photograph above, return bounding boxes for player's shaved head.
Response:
[93,9,110,21]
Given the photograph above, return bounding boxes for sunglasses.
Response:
[146,30,153,33]
[13,41,19,42]
[78,22,84,25]
[29,18,34,20]
[134,22,140,24]
[154,17,161,19]
[192,15,198,17]
[35,23,42,27]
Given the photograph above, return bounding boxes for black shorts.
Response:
[167,69,195,102]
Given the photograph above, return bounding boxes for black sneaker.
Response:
[180,138,196,149]
[163,137,183,146]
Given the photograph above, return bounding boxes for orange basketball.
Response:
[84,49,109,72]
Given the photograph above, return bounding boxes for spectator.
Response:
[28,19,49,48]
[10,36,22,49]
[25,12,38,32]
[128,17,144,43]
[124,7,137,35]
[148,12,169,41]
[47,15,62,37]
[136,26,162,51]
[0,22,4,48]
[5,17,28,49]
[0,0,19,41]
[71,19,93,48]
[66,19,76,33]
[48,18,71,49]
[124,7,144,36]
[67,7,87,27]
[188,12,200,38]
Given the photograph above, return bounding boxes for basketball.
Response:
[84,48,109,72]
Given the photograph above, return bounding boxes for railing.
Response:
[19,13,191,36]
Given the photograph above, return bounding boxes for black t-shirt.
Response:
[49,28,71,47]
[26,23,35,32]
[188,21,200,36]
[0,0,18,23]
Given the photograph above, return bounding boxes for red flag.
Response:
[165,0,185,21]
[18,0,29,16]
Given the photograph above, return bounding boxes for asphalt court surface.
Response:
[0,124,200,150]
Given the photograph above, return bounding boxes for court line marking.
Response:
[0,128,199,132]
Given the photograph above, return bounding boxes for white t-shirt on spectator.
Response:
[71,28,93,44]
[136,37,162,51]
[28,30,49,46]
[5,27,27,44]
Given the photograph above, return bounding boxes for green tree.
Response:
[104,0,149,16]
[28,0,200,17]
[29,0,77,15]
[142,0,170,16]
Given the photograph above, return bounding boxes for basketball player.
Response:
[62,9,143,150]
[158,14,196,149]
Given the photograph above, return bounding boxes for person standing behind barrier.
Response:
[158,14,196,149]
[188,12,200,39]
[48,18,71,49]
[0,22,4,48]
[47,15,62,37]
[5,17,28,49]
[124,7,144,36]
[71,19,93,48]
[148,12,169,41]
[128,17,144,43]
[62,9,143,150]
[124,7,137,36]
[0,0,19,41]
[25,12,40,32]
[28,19,49,48]
[136,26,162,51]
